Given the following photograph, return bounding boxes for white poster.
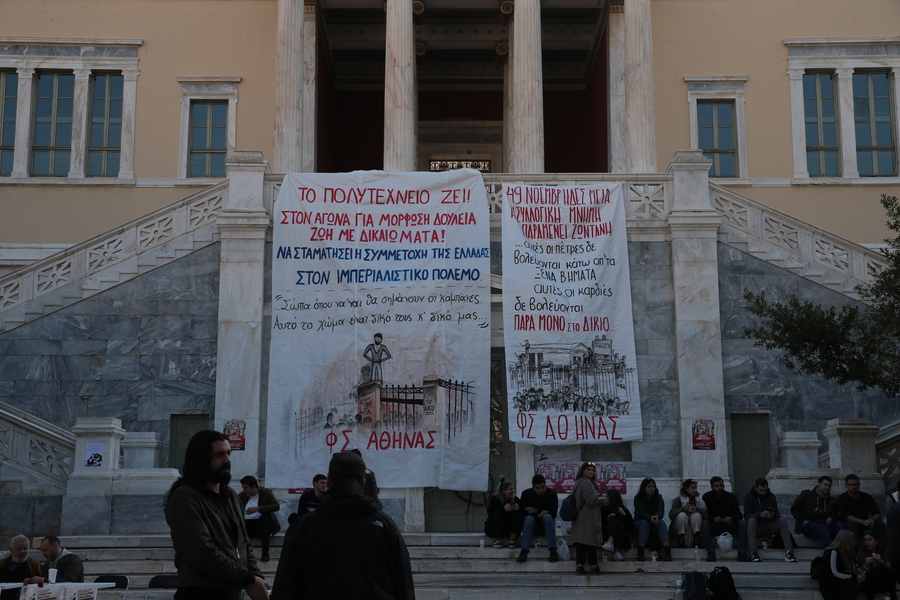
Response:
[502,183,641,445]
[266,170,491,491]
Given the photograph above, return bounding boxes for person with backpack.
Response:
[633,477,672,561]
[570,461,605,575]
[819,530,862,600]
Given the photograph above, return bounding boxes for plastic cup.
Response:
[48,568,58,583]
[479,539,484,548]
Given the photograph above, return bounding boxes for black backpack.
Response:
[559,493,579,521]
[682,571,709,600]
[707,566,741,600]
[810,555,825,580]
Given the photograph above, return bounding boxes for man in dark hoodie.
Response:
[272,451,415,600]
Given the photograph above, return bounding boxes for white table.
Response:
[19,582,115,600]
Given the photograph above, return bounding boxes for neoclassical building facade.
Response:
[1,0,900,534]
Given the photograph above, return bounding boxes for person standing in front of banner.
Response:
[633,477,672,561]
[484,478,524,548]
[571,461,605,576]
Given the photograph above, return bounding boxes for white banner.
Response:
[502,182,641,445]
[267,170,491,491]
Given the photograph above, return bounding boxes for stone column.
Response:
[11,67,34,178]
[835,68,860,178]
[666,149,727,481]
[503,28,515,173]
[274,0,305,173]
[766,431,833,500]
[787,68,808,179]
[215,150,270,478]
[67,69,91,179]
[607,0,627,173]
[121,431,162,469]
[61,417,125,535]
[823,418,879,475]
[383,0,417,172]
[824,418,883,498]
[301,0,318,172]
[509,0,545,173]
[118,69,139,179]
[624,0,657,172]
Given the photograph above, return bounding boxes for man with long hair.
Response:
[164,430,268,600]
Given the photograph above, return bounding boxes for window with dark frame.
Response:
[88,72,123,177]
[31,72,74,177]
[0,71,16,176]
[697,100,736,177]
[804,72,840,177]
[188,100,227,177]
[854,71,896,177]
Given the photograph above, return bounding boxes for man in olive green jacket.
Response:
[165,430,268,600]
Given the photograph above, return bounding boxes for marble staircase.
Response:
[48,533,834,600]
[711,182,887,301]
[0,182,226,334]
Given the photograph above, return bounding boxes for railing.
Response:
[0,400,76,492]
[711,182,888,286]
[0,181,227,320]
[876,419,900,493]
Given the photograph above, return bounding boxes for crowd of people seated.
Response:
[483,467,900,599]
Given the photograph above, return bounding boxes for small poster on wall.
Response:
[84,443,104,467]
[692,419,716,450]
[535,461,627,494]
[224,419,246,451]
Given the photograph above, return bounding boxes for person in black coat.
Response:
[819,530,862,600]
[599,488,635,561]
[484,477,524,548]
[272,452,414,600]
[517,474,559,562]
[702,476,750,562]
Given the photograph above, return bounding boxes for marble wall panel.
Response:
[0,356,42,380]
[0,339,61,355]
[59,339,108,356]
[718,242,899,448]
[110,495,171,534]
[382,498,406,533]
[60,495,112,535]
[90,315,142,340]
[0,496,63,538]
[39,315,92,340]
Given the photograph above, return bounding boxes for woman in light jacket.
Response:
[571,461,605,576]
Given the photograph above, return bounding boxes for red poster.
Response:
[224,419,246,451]
[692,419,716,450]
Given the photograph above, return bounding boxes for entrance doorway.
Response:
[424,349,515,531]
[169,414,210,471]
[730,413,771,496]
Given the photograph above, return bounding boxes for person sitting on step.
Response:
[633,477,672,562]
[484,477,524,549]
[516,474,559,563]
[855,529,897,600]
[600,488,635,562]
[669,478,717,561]
[743,477,797,563]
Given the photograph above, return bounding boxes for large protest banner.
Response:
[502,183,641,445]
[267,170,491,491]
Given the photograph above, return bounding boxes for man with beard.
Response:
[272,451,415,600]
[790,475,843,548]
[22,535,84,584]
[0,535,41,599]
[702,476,750,562]
[164,430,268,600]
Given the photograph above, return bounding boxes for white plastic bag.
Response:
[715,532,733,552]
[556,538,571,561]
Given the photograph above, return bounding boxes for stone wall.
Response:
[718,243,898,455]
[0,243,220,523]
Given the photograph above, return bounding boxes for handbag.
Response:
[559,493,579,521]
